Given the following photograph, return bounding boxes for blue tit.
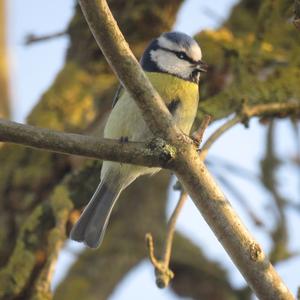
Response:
[70,31,207,248]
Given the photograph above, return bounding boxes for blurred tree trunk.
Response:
[0,0,10,118]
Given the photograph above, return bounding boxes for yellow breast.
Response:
[104,72,199,140]
[146,72,199,134]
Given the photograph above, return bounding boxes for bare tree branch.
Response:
[78,0,295,299]
[192,114,212,145]
[0,101,298,165]
[200,101,300,160]
[243,102,300,118]
[200,115,240,160]
[24,31,67,45]
[146,118,211,288]
[146,188,189,289]
[0,119,174,168]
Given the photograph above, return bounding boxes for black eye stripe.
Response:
[159,47,196,64]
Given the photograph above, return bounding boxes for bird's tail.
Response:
[70,176,123,248]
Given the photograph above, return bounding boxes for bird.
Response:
[70,31,207,248]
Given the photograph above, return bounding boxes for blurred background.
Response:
[1,0,299,299]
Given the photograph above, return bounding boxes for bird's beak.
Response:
[195,60,208,73]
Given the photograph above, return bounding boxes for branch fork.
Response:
[145,118,210,288]
[145,233,174,288]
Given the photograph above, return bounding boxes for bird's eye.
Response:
[176,52,187,60]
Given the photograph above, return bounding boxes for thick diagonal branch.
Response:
[78,1,294,299]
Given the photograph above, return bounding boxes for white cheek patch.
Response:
[150,49,193,79]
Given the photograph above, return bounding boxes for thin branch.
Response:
[0,119,175,168]
[145,233,160,268]
[260,122,291,262]
[207,156,258,182]
[200,101,300,160]
[146,118,211,288]
[162,191,188,267]
[243,101,300,118]
[192,114,212,146]
[146,191,188,288]
[145,233,174,289]
[215,173,264,227]
[200,115,240,160]
[24,31,67,45]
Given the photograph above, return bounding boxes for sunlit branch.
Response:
[0,119,174,168]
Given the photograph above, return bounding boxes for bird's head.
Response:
[141,31,207,84]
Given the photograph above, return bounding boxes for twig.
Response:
[214,173,264,227]
[145,191,188,288]
[145,233,160,268]
[192,115,212,146]
[145,233,174,288]
[146,117,211,288]
[200,101,300,160]
[0,119,174,168]
[200,115,240,160]
[162,191,188,267]
[145,190,188,288]
[24,31,67,45]
[207,156,258,182]
[260,122,291,262]
[242,101,300,118]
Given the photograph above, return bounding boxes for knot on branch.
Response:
[147,138,176,166]
[238,99,251,128]
[249,242,263,261]
[145,233,174,288]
